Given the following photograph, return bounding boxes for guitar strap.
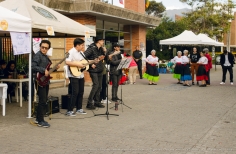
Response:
[80,52,89,62]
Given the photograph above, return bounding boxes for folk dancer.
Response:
[181,50,192,86]
[171,51,183,84]
[196,50,208,87]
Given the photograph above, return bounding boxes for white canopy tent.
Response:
[160,30,224,46]
[197,33,224,46]
[0,5,31,117]
[160,30,203,45]
[0,0,96,118]
[0,0,96,37]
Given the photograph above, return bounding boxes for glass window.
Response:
[96,29,104,38]
[104,21,119,31]
[96,19,103,29]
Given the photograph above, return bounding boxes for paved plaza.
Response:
[0,65,236,154]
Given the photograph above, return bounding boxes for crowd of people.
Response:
[31,38,235,128]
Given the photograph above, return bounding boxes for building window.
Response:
[104,21,119,31]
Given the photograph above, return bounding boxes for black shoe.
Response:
[197,81,199,85]
[37,121,50,128]
[94,102,105,108]
[192,82,195,85]
[111,98,117,102]
[199,84,206,87]
[86,104,96,110]
[115,97,121,101]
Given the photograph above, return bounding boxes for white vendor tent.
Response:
[0,6,31,32]
[0,0,96,118]
[0,0,95,37]
[160,30,202,45]
[197,33,224,46]
[0,5,31,117]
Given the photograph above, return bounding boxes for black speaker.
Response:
[61,94,71,109]
[46,96,60,114]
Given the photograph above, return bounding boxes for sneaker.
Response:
[94,102,105,108]
[230,82,233,85]
[133,82,136,84]
[34,119,38,124]
[192,82,195,85]
[66,111,76,116]
[102,99,111,104]
[37,121,50,128]
[76,109,87,114]
[86,104,96,110]
[220,82,225,85]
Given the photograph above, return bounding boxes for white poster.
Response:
[33,38,41,54]
[10,32,31,55]
[113,0,125,8]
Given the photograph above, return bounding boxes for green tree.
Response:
[180,0,235,41]
[146,0,166,17]
[147,17,187,59]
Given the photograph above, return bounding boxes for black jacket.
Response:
[107,50,122,75]
[84,43,105,73]
[220,52,235,67]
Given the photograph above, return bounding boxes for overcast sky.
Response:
[156,0,236,10]
[155,0,191,10]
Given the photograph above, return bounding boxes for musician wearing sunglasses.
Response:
[32,40,60,128]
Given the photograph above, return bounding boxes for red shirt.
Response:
[205,53,212,69]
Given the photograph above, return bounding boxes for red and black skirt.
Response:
[196,65,208,81]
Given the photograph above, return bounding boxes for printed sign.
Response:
[33,38,41,54]
[113,0,125,8]
[46,26,55,36]
[0,20,8,31]
[10,32,31,55]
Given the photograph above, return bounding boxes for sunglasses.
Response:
[41,46,49,50]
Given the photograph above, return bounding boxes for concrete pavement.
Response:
[0,65,236,154]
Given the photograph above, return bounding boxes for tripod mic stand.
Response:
[110,58,132,111]
[94,65,119,120]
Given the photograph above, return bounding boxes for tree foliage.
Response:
[146,1,166,17]
[179,0,235,41]
[146,17,187,59]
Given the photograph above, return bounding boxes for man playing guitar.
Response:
[32,40,60,128]
[65,38,89,116]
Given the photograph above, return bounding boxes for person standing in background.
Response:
[190,47,200,85]
[204,48,212,86]
[220,50,234,85]
[125,53,138,84]
[132,45,143,79]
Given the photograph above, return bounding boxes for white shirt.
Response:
[146,55,159,65]
[182,56,189,64]
[66,47,85,78]
[197,56,208,64]
[224,54,231,66]
[171,56,182,63]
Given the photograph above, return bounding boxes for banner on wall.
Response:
[113,0,125,8]
[10,32,31,55]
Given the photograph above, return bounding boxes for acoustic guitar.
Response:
[37,53,69,86]
[70,51,121,77]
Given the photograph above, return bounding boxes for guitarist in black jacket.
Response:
[84,37,105,109]
[32,40,60,128]
[220,50,235,85]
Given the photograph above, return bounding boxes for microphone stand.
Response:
[94,54,119,120]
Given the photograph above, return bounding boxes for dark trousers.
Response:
[100,74,107,101]
[136,60,142,78]
[37,85,49,122]
[111,74,121,99]
[222,66,233,82]
[88,72,103,104]
[206,70,210,85]
[68,77,84,111]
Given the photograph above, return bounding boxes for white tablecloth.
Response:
[0,83,8,116]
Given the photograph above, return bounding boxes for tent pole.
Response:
[27,32,32,118]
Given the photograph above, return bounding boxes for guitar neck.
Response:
[48,57,67,74]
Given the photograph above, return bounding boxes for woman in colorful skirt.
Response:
[143,50,159,85]
[196,50,208,87]
[181,50,192,86]
[171,51,183,84]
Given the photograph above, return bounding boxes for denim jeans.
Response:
[88,72,103,104]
